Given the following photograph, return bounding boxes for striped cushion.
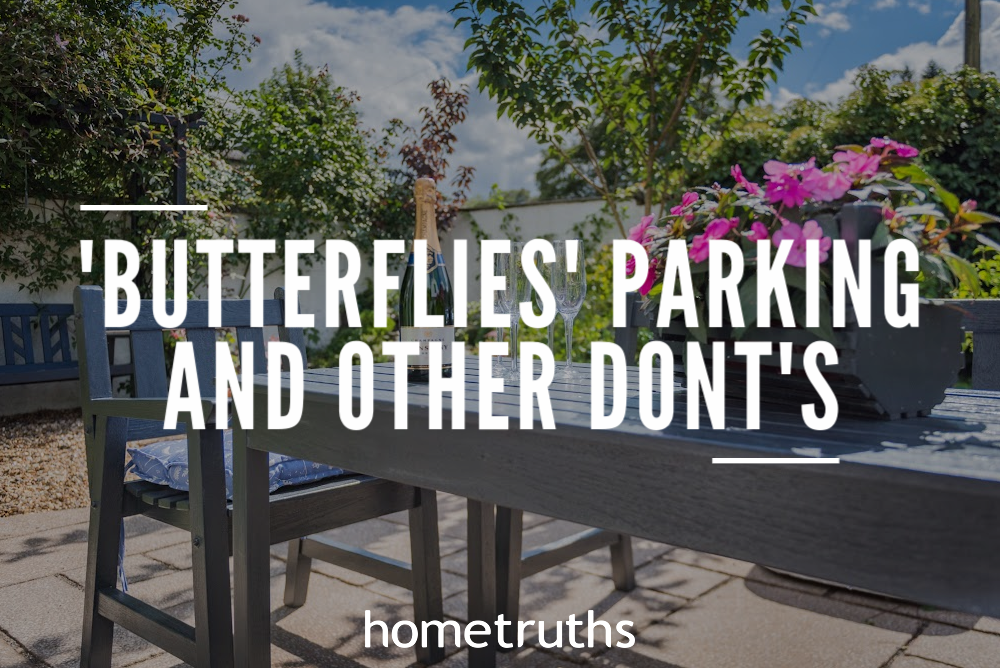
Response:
[125,431,344,500]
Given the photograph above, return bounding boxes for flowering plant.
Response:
[631,138,1000,342]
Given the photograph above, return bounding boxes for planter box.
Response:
[660,203,966,420]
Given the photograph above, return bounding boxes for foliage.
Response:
[0,0,255,295]
[638,138,1000,342]
[230,52,385,295]
[683,67,1000,218]
[453,0,815,235]
[364,80,475,259]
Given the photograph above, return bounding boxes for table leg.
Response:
[467,499,497,668]
[232,425,271,668]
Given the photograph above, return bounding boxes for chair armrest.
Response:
[88,398,219,425]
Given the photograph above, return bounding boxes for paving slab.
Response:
[566,538,673,578]
[664,549,830,596]
[364,566,468,603]
[0,574,161,668]
[63,553,176,589]
[0,522,90,587]
[442,520,606,577]
[906,624,1000,668]
[269,569,460,668]
[0,508,88,541]
[604,578,911,668]
[438,646,575,667]
[888,656,961,668]
[632,558,730,601]
[445,564,683,657]
[0,630,39,668]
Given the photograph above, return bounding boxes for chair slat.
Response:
[39,313,54,364]
[131,330,170,398]
[118,300,285,330]
[236,327,267,375]
[183,328,218,401]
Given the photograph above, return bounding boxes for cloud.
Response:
[812,3,852,36]
[872,0,898,9]
[228,0,540,195]
[808,0,1000,103]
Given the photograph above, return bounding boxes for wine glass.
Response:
[493,251,513,375]
[499,242,531,380]
[532,250,557,354]
[552,240,587,378]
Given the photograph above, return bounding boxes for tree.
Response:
[363,79,475,255]
[923,60,946,80]
[679,66,1000,217]
[453,0,815,235]
[230,52,386,294]
[0,0,255,294]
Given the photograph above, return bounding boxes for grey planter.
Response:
[661,203,966,420]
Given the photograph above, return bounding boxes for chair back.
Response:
[73,285,305,440]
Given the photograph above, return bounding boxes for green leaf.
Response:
[942,251,982,296]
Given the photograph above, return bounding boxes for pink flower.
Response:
[638,259,658,295]
[771,220,832,268]
[800,167,852,202]
[669,191,699,216]
[688,235,711,263]
[763,158,816,178]
[627,215,657,244]
[704,217,740,238]
[731,164,762,196]
[833,150,881,180]
[689,217,739,263]
[883,207,897,220]
[765,173,811,208]
[867,137,919,158]
[963,199,978,212]
[763,158,817,208]
[746,221,769,242]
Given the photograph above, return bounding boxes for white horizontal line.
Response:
[712,458,841,465]
[79,204,208,211]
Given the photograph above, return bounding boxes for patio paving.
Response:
[0,495,997,668]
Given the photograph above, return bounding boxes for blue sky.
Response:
[229,0,995,196]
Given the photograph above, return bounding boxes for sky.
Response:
[227,0,1000,197]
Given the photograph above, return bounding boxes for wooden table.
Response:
[233,360,1000,668]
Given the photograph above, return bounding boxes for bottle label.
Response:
[400,326,454,368]
[407,252,446,273]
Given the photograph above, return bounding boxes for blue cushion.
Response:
[126,431,345,500]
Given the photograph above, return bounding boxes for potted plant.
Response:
[632,138,1000,419]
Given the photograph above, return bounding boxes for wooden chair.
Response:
[75,285,445,668]
[494,349,637,625]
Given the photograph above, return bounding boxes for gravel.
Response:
[0,409,89,517]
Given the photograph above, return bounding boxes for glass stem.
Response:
[510,317,520,374]
[495,327,504,361]
[564,315,574,372]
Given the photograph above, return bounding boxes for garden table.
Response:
[232,360,1000,668]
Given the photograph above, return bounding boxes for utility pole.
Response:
[966,0,981,71]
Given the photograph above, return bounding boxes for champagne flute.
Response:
[493,252,513,374]
[552,240,587,378]
[501,242,531,380]
[532,251,556,353]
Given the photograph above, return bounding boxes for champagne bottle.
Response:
[399,177,455,381]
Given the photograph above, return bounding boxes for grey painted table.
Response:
[232,360,1000,668]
